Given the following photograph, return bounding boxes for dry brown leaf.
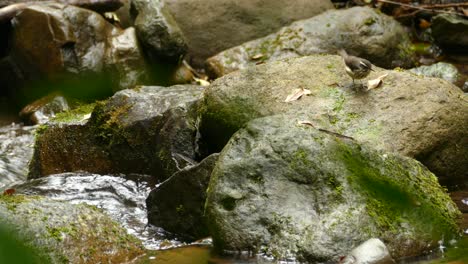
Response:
[284,88,312,102]
[367,73,389,90]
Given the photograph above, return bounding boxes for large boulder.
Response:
[0,194,143,263]
[130,0,187,62]
[205,114,460,261]
[4,3,148,99]
[164,0,334,66]
[146,153,219,241]
[206,6,416,78]
[29,85,203,181]
[199,55,468,186]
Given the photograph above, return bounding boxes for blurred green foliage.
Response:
[0,223,49,264]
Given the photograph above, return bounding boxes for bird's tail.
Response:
[337,49,348,58]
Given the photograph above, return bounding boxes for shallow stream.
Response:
[0,120,466,263]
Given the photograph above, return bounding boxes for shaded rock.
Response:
[164,0,334,66]
[7,3,148,96]
[106,27,149,90]
[206,6,415,78]
[29,85,203,181]
[340,238,394,264]
[432,14,468,52]
[28,104,113,177]
[0,0,124,13]
[205,114,460,261]
[0,194,144,263]
[409,62,459,85]
[199,54,468,186]
[19,93,70,125]
[130,0,187,62]
[146,153,219,241]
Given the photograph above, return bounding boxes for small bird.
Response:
[338,49,373,86]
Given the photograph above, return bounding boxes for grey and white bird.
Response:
[338,49,373,86]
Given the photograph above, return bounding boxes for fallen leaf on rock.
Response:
[79,113,92,122]
[3,188,15,196]
[193,77,210,86]
[298,120,315,127]
[250,54,264,60]
[367,73,388,90]
[285,88,312,102]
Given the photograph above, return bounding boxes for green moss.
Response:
[176,204,185,214]
[364,17,376,26]
[335,140,459,239]
[89,100,131,147]
[290,149,311,170]
[46,226,76,242]
[52,103,95,123]
[0,194,41,212]
[35,124,49,137]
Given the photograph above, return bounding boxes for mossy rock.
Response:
[0,194,144,263]
[206,6,416,77]
[29,85,204,181]
[205,114,461,262]
[199,54,468,186]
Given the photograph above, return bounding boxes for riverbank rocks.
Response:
[29,85,203,180]
[205,114,460,261]
[130,0,187,62]
[146,153,219,241]
[206,6,416,78]
[164,0,334,66]
[19,93,70,125]
[409,62,459,85]
[432,14,468,53]
[341,238,394,264]
[0,0,124,13]
[199,54,468,186]
[4,3,148,99]
[0,194,143,263]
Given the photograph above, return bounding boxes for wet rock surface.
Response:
[206,6,416,78]
[205,114,460,261]
[2,2,148,101]
[164,0,334,66]
[0,193,144,263]
[29,85,203,181]
[199,54,468,186]
[0,124,35,190]
[13,172,181,250]
[19,93,70,125]
[409,62,459,85]
[130,0,187,62]
[146,153,219,241]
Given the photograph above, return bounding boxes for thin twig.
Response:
[376,0,466,17]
